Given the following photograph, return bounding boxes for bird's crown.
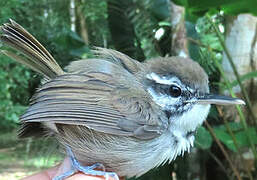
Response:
[145,57,209,94]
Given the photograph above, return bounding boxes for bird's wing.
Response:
[66,48,144,75]
[20,69,168,140]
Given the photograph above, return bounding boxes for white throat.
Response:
[169,104,210,157]
[170,104,210,132]
[145,72,211,159]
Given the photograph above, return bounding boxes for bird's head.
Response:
[143,57,244,133]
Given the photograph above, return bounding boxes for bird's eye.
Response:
[169,85,182,97]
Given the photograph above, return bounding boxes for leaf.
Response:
[215,122,243,132]
[158,21,171,27]
[213,126,257,152]
[173,0,257,19]
[235,128,257,147]
[107,0,146,60]
[229,71,257,87]
[69,47,90,57]
[195,126,213,149]
[150,0,170,20]
[214,128,237,152]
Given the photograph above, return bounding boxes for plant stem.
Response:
[187,37,222,53]
[205,14,257,160]
[217,107,253,180]
[212,53,257,159]
[205,121,242,180]
[196,140,232,180]
[206,14,257,124]
[207,150,232,180]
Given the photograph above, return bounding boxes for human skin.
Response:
[22,165,121,180]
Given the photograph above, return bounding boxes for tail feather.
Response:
[0,19,64,79]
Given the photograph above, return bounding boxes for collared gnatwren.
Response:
[0,20,245,180]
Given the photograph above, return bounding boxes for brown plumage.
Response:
[0,20,243,178]
[0,20,171,177]
[0,19,64,78]
[146,57,209,93]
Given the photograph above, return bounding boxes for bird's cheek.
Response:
[185,104,211,131]
[170,104,210,132]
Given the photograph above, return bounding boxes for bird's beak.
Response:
[196,94,245,105]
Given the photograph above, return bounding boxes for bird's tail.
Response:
[0,19,64,79]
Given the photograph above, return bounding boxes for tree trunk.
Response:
[223,14,257,94]
[75,0,89,45]
[170,2,188,57]
[70,0,76,32]
[222,14,257,123]
[221,13,257,175]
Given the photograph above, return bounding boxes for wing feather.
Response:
[20,70,168,139]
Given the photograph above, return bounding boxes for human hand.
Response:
[21,165,118,180]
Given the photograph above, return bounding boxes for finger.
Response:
[54,157,118,180]
[21,166,59,180]
[66,173,117,180]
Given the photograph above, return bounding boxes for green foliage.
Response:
[149,0,170,20]
[220,71,257,89]
[80,0,109,47]
[51,30,91,60]
[0,0,90,130]
[214,124,257,152]
[129,0,170,58]
[190,11,257,178]
[0,131,61,178]
[0,0,257,178]
[195,15,223,75]
[173,0,257,21]
[4,0,90,66]
[196,122,257,152]
[0,2,32,116]
[0,54,29,129]
[195,126,212,149]
[107,0,146,60]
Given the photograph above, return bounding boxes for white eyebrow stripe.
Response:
[146,72,181,85]
[147,87,179,108]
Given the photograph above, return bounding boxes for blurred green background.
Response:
[0,0,257,180]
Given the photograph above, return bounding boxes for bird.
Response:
[0,19,244,180]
